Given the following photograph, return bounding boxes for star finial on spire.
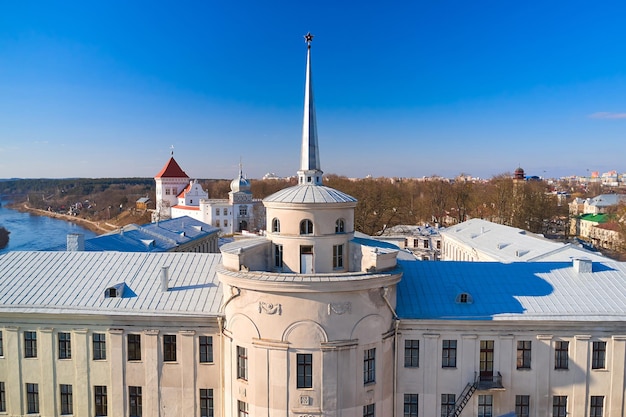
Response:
[304,32,314,48]
[170,145,175,156]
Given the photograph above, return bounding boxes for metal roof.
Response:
[264,184,357,204]
[0,251,223,317]
[397,258,626,321]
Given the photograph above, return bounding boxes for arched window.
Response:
[335,219,345,233]
[300,219,313,235]
[272,218,280,233]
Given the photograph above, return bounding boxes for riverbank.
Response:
[10,203,116,235]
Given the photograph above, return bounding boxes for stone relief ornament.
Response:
[328,302,351,315]
[299,395,311,406]
[258,301,281,315]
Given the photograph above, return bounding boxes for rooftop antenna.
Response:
[170,145,175,156]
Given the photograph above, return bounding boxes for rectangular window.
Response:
[333,244,344,269]
[553,396,567,417]
[441,394,455,417]
[58,332,71,359]
[517,341,531,369]
[215,208,219,216]
[239,206,247,216]
[93,333,106,360]
[60,384,73,415]
[26,383,39,414]
[0,331,3,356]
[478,395,493,417]
[404,339,419,367]
[363,403,375,417]
[364,348,376,384]
[129,386,142,417]
[404,393,418,417]
[515,395,530,417]
[215,220,220,227]
[165,188,171,195]
[437,240,441,249]
[200,336,213,363]
[237,346,248,380]
[223,208,228,215]
[0,382,5,412]
[164,335,177,362]
[24,331,37,358]
[224,219,228,227]
[200,389,214,417]
[128,334,141,361]
[555,341,569,370]
[592,341,606,369]
[274,244,283,268]
[442,339,457,368]
[590,396,604,417]
[237,400,249,417]
[413,239,419,247]
[297,353,313,388]
[95,385,107,416]
[424,240,429,248]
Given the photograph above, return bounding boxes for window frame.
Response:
[517,340,532,369]
[274,244,283,269]
[335,219,345,233]
[363,348,376,385]
[58,332,72,360]
[554,341,569,370]
[553,395,567,417]
[0,331,3,357]
[332,244,344,269]
[238,400,249,417]
[24,331,37,358]
[297,353,313,389]
[128,334,141,361]
[93,333,106,360]
[300,219,313,235]
[200,388,214,417]
[163,335,177,362]
[590,395,604,417]
[404,393,418,417]
[129,386,142,417]
[478,394,493,417]
[94,385,107,416]
[199,336,213,363]
[442,339,457,368]
[404,339,419,368]
[363,403,375,417]
[272,218,280,233]
[237,346,248,381]
[0,381,5,413]
[515,395,530,417]
[26,383,39,414]
[592,341,606,369]
[60,384,73,415]
[441,393,455,417]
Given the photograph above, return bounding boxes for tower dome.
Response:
[230,165,251,193]
[514,166,525,180]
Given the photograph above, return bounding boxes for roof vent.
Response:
[573,258,592,273]
[66,233,85,251]
[456,292,473,304]
[105,283,126,298]
[161,266,170,292]
[515,249,529,258]
[497,242,508,250]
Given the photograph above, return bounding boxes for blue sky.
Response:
[1,1,625,180]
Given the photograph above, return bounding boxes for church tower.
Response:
[218,34,402,417]
[154,151,190,220]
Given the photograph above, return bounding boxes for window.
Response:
[442,340,457,368]
[239,205,247,216]
[0,382,5,412]
[238,400,249,417]
[129,386,142,417]
[363,404,375,417]
[424,240,429,248]
[404,340,419,367]
[199,336,213,363]
[237,346,248,380]
[404,394,418,417]
[128,334,141,361]
[590,396,604,417]
[364,348,376,384]
[517,341,531,369]
[274,244,283,268]
[224,219,228,227]
[58,332,71,359]
[215,220,220,227]
[94,385,107,416]
[24,331,37,358]
[60,384,73,415]
[223,208,228,215]
[93,333,106,360]
[437,240,441,249]
[333,244,344,269]
[300,219,313,235]
[215,208,219,216]
[478,395,493,417]
[0,331,3,356]
[200,389,214,417]
[272,218,280,233]
[553,396,567,417]
[297,353,313,388]
[515,395,530,417]
[165,188,171,195]
[555,341,568,369]
[164,335,177,362]
[441,394,455,417]
[413,239,419,247]
[335,219,345,233]
[592,341,606,369]
[26,383,39,414]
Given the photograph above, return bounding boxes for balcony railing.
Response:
[477,371,505,390]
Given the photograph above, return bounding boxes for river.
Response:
[0,200,97,253]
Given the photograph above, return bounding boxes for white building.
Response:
[1,35,626,417]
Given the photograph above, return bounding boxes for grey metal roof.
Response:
[586,194,626,208]
[440,218,606,263]
[264,184,357,204]
[0,251,223,317]
[397,258,626,321]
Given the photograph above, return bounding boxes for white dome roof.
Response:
[264,184,356,204]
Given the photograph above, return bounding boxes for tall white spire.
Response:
[298,32,323,186]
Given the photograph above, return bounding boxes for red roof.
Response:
[155,157,189,179]
[177,182,192,198]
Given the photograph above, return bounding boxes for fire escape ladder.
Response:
[448,374,478,417]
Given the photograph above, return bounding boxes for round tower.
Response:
[218,34,402,417]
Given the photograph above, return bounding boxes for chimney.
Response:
[573,258,592,273]
[66,233,85,251]
[161,266,170,292]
